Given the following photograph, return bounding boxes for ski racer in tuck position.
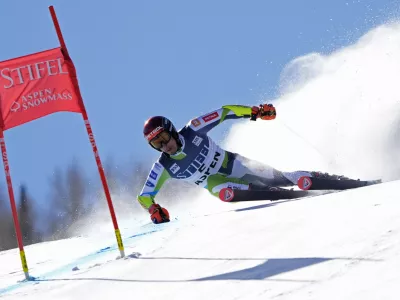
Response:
[137,104,379,224]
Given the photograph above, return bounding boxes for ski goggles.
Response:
[149,131,172,149]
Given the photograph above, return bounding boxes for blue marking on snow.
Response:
[0,226,163,295]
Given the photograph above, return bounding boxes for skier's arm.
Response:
[137,162,171,211]
[188,105,254,133]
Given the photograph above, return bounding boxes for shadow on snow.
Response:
[31,255,379,283]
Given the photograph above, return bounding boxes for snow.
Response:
[2,19,400,300]
[1,180,400,300]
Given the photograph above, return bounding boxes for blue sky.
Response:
[0,0,398,206]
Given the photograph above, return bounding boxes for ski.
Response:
[297,176,382,191]
[218,176,382,202]
[218,188,312,202]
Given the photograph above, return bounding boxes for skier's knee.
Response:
[206,174,249,197]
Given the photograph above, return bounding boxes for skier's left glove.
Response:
[251,104,276,121]
[149,204,170,224]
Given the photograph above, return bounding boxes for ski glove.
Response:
[251,104,276,121]
[149,204,170,224]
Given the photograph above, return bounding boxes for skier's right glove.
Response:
[149,204,170,224]
[251,104,276,121]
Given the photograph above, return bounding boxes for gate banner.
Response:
[0,47,83,130]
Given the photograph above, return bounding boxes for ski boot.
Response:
[249,183,293,191]
[298,172,381,190]
[310,171,353,181]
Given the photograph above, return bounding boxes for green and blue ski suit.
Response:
[137,105,312,210]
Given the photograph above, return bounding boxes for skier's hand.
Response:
[149,204,170,224]
[251,104,276,121]
[260,104,276,120]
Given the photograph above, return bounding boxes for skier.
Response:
[137,104,377,224]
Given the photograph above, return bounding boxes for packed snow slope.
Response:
[2,20,400,300]
[1,180,400,300]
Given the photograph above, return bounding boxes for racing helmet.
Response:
[143,116,180,151]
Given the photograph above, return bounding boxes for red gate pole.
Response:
[48,5,125,258]
[0,131,31,280]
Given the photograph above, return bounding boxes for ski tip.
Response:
[368,179,382,185]
[298,176,313,190]
[219,188,235,202]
